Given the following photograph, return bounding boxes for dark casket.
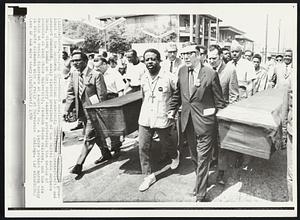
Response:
[216,88,285,159]
[85,91,143,137]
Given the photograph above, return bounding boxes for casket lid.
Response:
[216,88,285,129]
[86,91,143,109]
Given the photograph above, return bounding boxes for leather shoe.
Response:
[170,150,180,170]
[94,153,112,164]
[70,164,82,175]
[196,195,210,202]
[112,148,121,158]
[192,188,196,197]
[70,122,84,131]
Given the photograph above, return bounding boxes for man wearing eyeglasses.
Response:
[275,54,283,64]
[168,44,226,202]
[64,50,110,175]
[161,42,182,75]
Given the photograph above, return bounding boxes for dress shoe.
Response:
[112,148,121,158]
[216,170,226,185]
[70,122,84,131]
[210,159,218,167]
[196,195,210,202]
[170,150,180,170]
[94,153,112,164]
[70,164,82,175]
[138,173,156,192]
[192,188,197,196]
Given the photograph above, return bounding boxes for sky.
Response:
[7,3,297,52]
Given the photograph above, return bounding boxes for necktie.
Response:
[188,67,194,97]
[170,61,173,73]
[78,72,84,98]
[284,65,289,78]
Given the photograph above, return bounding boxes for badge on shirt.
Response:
[194,79,201,87]
[158,87,163,92]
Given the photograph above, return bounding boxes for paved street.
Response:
[62,123,288,202]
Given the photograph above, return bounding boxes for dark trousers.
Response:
[76,117,110,165]
[107,93,122,151]
[287,133,293,201]
[184,116,213,200]
[139,125,177,175]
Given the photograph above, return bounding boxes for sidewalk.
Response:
[62,126,288,202]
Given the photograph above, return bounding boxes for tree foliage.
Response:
[63,19,132,54]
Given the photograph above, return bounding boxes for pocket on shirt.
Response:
[156,86,169,101]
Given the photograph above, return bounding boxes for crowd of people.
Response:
[61,40,294,202]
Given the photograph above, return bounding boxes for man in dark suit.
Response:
[208,44,239,184]
[168,44,226,202]
[64,50,111,175]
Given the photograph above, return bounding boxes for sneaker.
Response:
[170,150,180,170]
[138,174,156,192]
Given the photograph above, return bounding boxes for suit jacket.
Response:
[217,61,239,105]
[169,64,226,135]
[65,66,107,119]
[161,57,183,75]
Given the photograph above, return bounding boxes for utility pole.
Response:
[264,14,268,63]
[195,15,200,44]
[277,19,281,53]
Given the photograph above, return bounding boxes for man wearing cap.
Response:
[161,42,183,75]
[244,50,253,61]
[160,42,183,161]
[168,44,226,202]
[275,54,283,64]
[64,51,111,175]
[227,42,256,169]
[227,42,256,100]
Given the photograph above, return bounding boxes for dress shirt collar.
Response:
[216,61,223,73]
[192,62,201,75]
[81,66,89,76]
[145,68,165,81]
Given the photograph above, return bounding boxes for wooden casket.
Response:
[216,88,285,160]
[85,91,143,137]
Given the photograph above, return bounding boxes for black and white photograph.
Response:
[5,2,297,218]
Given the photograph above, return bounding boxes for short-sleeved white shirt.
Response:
[103,67,126,94]
[124,62,147,87]
[138,69,176,128]
[228,58,256,85]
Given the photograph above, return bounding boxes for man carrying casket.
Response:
[64,51,111,175]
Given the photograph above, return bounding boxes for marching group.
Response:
[61,40,294,202]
